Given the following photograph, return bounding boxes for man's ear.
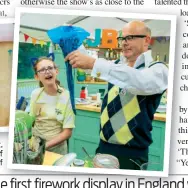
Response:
[144,36,151,49]
[145,36,151,45]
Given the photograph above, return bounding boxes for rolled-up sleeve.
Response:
[91,59,168,96]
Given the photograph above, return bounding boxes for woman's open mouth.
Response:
[45,75,53,80]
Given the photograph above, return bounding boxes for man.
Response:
[65,21,168,170]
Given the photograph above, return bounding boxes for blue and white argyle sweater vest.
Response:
[99,60,166,157]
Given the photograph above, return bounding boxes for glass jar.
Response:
[73,159,85,167]
[93,154,119,169]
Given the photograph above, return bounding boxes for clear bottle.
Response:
[113,50,117,59]
[110,49,114,60]
[156,53,160,61]
[105,50,109,60]
[85,85,88,98]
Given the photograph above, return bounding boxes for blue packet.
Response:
[47,26,90,114]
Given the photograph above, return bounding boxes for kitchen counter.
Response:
[70,104,165,171]
[76,104,166,122]
[43,151,92,167]
[43,151,62,166]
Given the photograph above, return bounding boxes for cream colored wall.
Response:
[0,42,13,126]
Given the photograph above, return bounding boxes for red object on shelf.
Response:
[80,87,86,99]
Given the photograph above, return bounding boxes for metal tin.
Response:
[73,159,85,167]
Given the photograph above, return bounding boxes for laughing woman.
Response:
[29,57,75,155]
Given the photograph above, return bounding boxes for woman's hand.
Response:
[65,50,95,69]
[45,128,72,149]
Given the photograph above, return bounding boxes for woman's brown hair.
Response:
[33,57,61,87]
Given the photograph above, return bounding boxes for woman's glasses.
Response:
[37,66,56,74]
[117,35,146,44]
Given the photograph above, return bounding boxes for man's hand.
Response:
[65,50,95,69]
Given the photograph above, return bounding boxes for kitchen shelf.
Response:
[85,47,122,51]
[76,104,100,113]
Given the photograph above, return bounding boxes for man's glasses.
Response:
[37,66,56,74]
[117,35,147,44]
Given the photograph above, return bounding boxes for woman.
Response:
[29,57,75,155]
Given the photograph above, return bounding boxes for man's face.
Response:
[121,27,148,61]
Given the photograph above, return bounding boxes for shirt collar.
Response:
[134,50,153,68]
[119,50,153,68]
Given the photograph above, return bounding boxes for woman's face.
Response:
[35,59,58,86]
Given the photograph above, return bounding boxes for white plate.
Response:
[75,98,91,105]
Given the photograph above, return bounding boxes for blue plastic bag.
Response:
[47,26,90,114]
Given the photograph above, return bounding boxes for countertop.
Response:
[43,151,62,166]
[43,151,92,167]
[76,104,166,122]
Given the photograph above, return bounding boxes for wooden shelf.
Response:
[105,58,117,61]
[75,104,166,122]
[85,47,122,51]
[76,104,100,113]
[17,79,36,83]
[77,81,107,85]
[154,113,166,122]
